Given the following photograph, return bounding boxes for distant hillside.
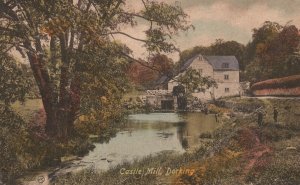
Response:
[251,75,300,96]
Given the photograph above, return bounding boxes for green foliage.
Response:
[172,84,185,96]
[172,69,217,110]
[52,148,207,185]
[178,21,300,83]
[74,41,130,133]
[176,68,217,94]
[245,21,300,82]
[0,106,33,184]
[172,85,187,110]
[248,155,300,185]
[127,54,174,89]
[0,55,30,105]
[282,54,300,76]
[0,0,192,137]
[142,0,193,53]
[0,103,95,184]
[210,39,246,70]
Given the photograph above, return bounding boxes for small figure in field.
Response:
[257,111,264,127]
[203,104,208,114]
[204,107,208,115]
[254,106,266,127]
[215,113,218,123]
[273,107,278,123]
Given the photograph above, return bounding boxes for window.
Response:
[225,88,230,93]
[224,74,229,80]
[222,63,229,68]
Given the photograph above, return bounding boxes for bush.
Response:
[247,151,300,185]
[0,105,94,184]
[0,106,35,184]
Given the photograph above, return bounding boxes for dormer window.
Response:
[198,55,204,61]
[222,63,229,68]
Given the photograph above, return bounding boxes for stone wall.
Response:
[146,95,175,109]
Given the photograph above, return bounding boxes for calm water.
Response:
[81,112,218,171]
[20,113,219,184]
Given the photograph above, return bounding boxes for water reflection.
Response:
[177,113,217,150]
[81,113,218,170]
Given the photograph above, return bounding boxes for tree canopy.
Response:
[244,21,300,82]
[0,0,192,138]
[178,21,300,83]
[0,54,30,106]
[127,54,174,89]
[176,68,217,94]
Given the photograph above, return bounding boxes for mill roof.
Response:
[180,54,239,72]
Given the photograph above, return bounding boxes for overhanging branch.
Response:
[107,31,147,43]
[121,52,162,75]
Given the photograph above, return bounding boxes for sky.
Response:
[115,0,300,61]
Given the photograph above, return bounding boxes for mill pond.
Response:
[20,112,219,184]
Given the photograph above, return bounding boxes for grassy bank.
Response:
[52,98,300,185]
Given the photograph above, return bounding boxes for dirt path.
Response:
[239,128,271,182]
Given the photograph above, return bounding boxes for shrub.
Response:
[0,106,34,184]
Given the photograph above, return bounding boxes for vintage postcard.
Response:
[0,0,299,185]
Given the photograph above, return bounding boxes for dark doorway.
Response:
[161,100,174,110]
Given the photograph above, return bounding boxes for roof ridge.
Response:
[180,54,239,72]
[205,55,236,57]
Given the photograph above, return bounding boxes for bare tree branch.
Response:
[106,31,147,42]
[121,52,161,73]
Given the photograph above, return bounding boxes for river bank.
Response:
[52,97,300,185]
[18,112,219,184]
[0,99,99,184]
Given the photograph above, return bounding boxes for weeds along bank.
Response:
[1,97,126,184]
[0,104,93,184]
[52,98,300,185]
[1,98,298,184]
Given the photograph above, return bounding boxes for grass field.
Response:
[11,99,43,122]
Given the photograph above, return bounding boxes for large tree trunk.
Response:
[26,51,58,136]
[45,107,58,137]
[25,39,80,139]
[44,93,79,139]
[54,75,81,139]
[43,81,79,140]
